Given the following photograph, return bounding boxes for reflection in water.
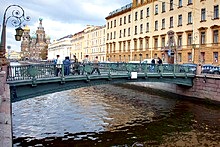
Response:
[12,84,220,146]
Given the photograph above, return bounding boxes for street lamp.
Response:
[15,26,24,41]
[0,4,30,69]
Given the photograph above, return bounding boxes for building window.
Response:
[140,10,143,19]
[188,0,192,5]
[124,29,126,37]
[135,12,138,21]
[141,0,144,4]
[120,18,122,25]
[187,33,193,45]
[146,54,149,59]
[213,30,219,44]
[110,21,112,28]
[155,21,158,31]
[114,31,116,39]
[178,53,182,62]
[161,37,165,47]
[140,24,143,33]
[135,26,137,35]
[154,38,158,48]
[178,0,182,7]
[170,0,173,10]
[123,42,126,52]
[128,14,131,23]
[178,14,182,26]
[177,35,182,47]
[114,20,116,27]
[200,32,206,45]
[140,39,143,49]
[146,7,150,17]
[145,38,149,48]
[119,30,122,38]
[128,41,131,51]
[146,22,149,32]
[155,4,158,15]
[201,8,206,21]
[188,52,192,62]
[134,40,137,51]
[201,52,205,63]
[188,12,192,24]
[214,5,219,19]
[128,27,131,36]
[136,0,138,6]
[162,2,166,13]
[107,22,109,29]
[170,17,173,28]
[124,16,126,24]
[213,52,218,63]
[162,18,165,29]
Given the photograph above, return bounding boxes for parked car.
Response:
[208,66,220,74]
[201,64,215,74]
[180,63,197,73]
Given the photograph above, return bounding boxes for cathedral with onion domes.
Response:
[21,18,50,60]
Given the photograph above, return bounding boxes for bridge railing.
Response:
[6,63,196,81]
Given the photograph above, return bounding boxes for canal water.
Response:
[12,84,220,146]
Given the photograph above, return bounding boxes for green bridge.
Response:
[6,63,196,102]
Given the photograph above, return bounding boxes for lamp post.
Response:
[0,4,30,69]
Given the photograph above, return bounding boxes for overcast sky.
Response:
[0,0,131,52]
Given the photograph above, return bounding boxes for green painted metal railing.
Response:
[6,63,196,81]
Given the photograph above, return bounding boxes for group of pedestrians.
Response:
[54,54,101,76]
[150,57,163,72]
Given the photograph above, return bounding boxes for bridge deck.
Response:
[6,63,196,102]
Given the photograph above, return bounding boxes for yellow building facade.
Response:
[106,0,220,64]
[83,25,106,62]
[71,30,85,62]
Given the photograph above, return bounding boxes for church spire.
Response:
[37,18,44,31]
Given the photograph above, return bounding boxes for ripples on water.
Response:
[12,84,220,146]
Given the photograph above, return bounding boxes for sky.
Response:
[0,0,132,52]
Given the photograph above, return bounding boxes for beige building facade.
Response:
[106,0,220,64]
[83,25,106,62]
[48,25,106,62]
[47,35,72,61]
[71,31,85,62]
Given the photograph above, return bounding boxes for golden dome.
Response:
[23,25,30,31]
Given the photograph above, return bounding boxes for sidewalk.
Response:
[0,71,12,147]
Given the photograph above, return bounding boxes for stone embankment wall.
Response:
[0,70,12,146]
[131,75,220,104]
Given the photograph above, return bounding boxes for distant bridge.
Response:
[6,63,196,102]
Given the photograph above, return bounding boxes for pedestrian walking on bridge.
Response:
[91,56,101,75]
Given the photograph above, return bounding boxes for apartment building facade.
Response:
[47,35,72,60]
[71,31,85,62]
[83,25,106,62]
[106,0,220,64]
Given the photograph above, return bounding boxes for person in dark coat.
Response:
[63,56,71,76]
[151,58,156,71]
[73,55,80,75]
[157,57,162,65]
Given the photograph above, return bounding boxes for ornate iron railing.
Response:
[7,63,196,81]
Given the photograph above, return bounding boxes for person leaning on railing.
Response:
[55,55,63,76]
